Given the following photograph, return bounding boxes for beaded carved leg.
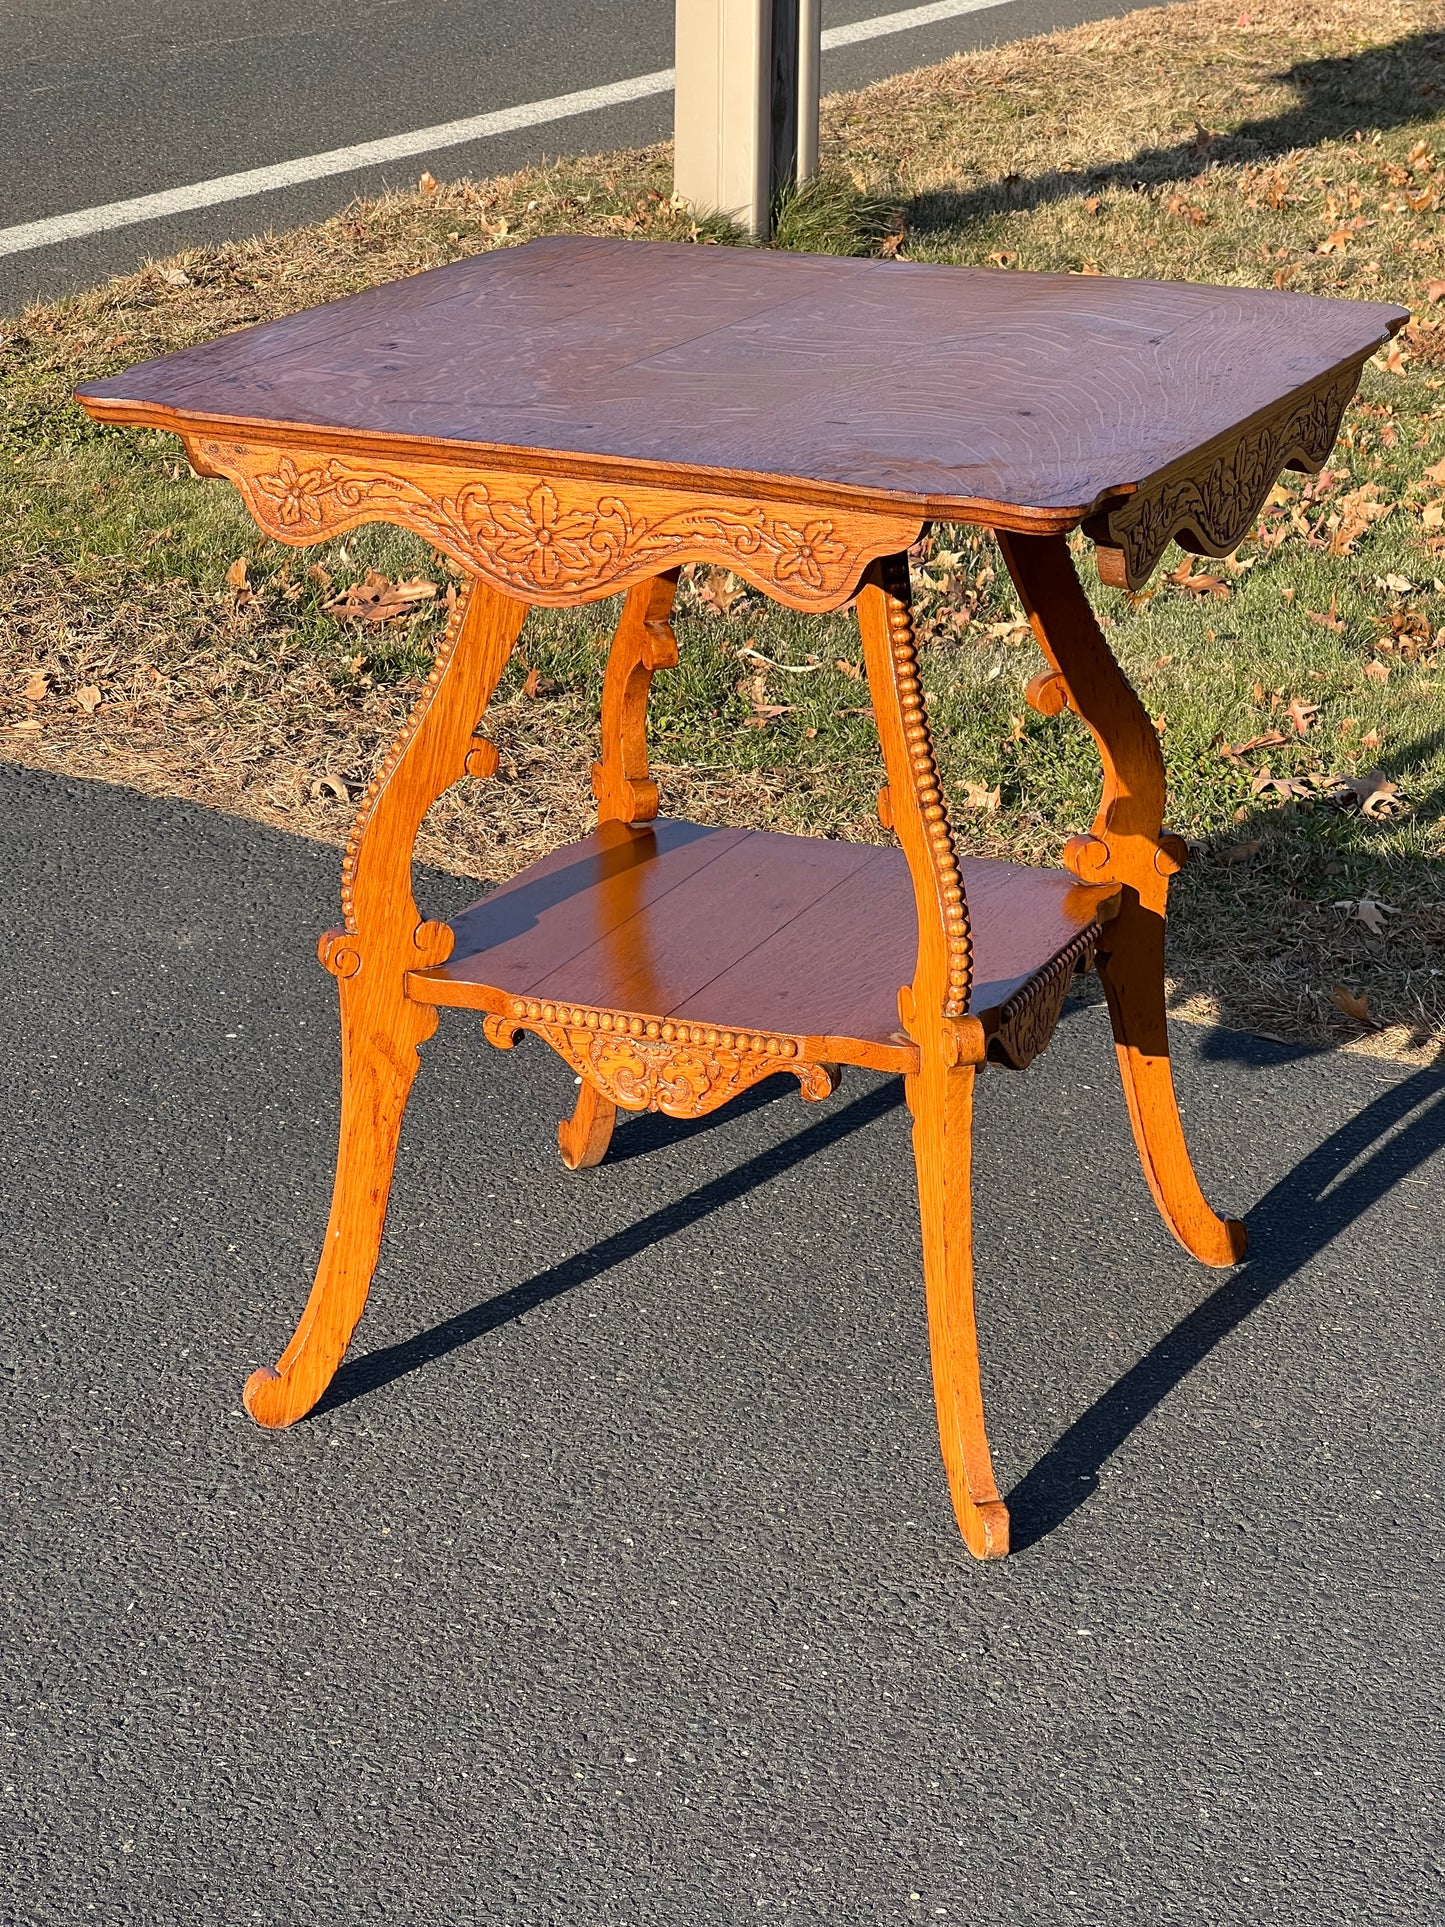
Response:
[244,579,528,1427]
[997,530,1246,1267]
[858,555,1008,1559]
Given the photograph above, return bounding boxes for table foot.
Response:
[245,975,427,1428]
[912,1059,1010,1561]
[1097,904,1248,1268]
[558,1079,617,1169]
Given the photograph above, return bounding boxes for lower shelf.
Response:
[407,818,1118,1074]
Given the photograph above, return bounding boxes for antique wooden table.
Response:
[78,238,1405,1558]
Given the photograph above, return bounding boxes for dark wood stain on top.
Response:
[77,235,1406,521]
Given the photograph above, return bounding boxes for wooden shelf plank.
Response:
[409,820,1118,1071]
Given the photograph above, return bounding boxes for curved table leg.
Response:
[909,1056,1010,1558]
[533,567,681,1170]
[997,530,1246,1268]
[244,578,528,1427]
[858,555,1009,1558]
[557,1080,617,1170]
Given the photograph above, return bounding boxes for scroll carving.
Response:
[482,1001,838,1118]
[1084,365,1361,591]
[185,438,921,612]
[986,927,1100,1071]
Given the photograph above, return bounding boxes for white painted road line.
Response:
[0,0,1017,260]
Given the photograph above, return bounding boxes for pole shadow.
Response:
[1005,1062,1445,1551]
[906,34,1445,239]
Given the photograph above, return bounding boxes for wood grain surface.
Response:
[76,236,1405,531]
[409,818,1117,1071]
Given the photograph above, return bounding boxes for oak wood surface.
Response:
[557,1077,617,1170]
[92,236,1358,1556]
[243,576,525,1430]
[856,554,1009,1556]
[76,236,1404,534]
[999,529,1247,1267]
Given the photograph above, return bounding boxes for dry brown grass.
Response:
[4,0,1444,1060]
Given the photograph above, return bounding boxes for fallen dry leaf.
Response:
[961,782,1001,813]
[1167,194,1209,226]
[1167,558,1230,597]
[23,673,50,704]
[695,568,746,617]
[1325,767,1400,816]
[1250,766,1314,802]
[74,685,103,714]
[1335,896,1395,936]
[1222,838,1263,864]
[1364,658,1391,683]
[522,667,542,699]
[313,775,351,801]
[1286,697,1319,736]
[1305,595,1345,631]
[1218,729,1286,761]
[834,658,863,681]
[418,171,438,194]
[1330,984,1382,1029]
[324,570,438,624]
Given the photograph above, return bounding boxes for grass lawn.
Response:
[3,0,1444,1058]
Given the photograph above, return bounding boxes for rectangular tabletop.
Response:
[77,236,1405,526]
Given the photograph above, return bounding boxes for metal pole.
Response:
[796,0,821,187]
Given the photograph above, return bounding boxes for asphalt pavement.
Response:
[2,759,1441,1922]
[4,0,1167,313]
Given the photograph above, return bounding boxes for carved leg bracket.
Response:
[591,570,679,826]
[997,529,1245,1268]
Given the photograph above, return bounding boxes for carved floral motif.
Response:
[189,439,917,610]
[482,1000,837,1118]
[1085,366,1361,591]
